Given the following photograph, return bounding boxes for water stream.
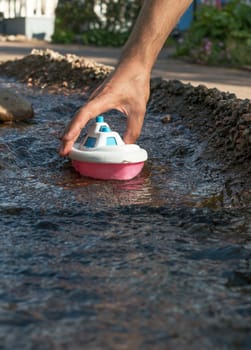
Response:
[0,78,250,349]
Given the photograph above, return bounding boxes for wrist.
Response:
[119,44,155,72]
[115,53,152,81]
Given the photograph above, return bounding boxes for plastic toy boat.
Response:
[69,116,148,180]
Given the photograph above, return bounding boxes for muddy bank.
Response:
[149,79,251,163]
[0,49,250,166]
[0,49,112,91]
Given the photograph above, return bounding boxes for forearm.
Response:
[119,0,193,71]
[59,0,193,155]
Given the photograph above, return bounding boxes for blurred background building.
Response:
[0,1,250,42]
[0,0,58,40]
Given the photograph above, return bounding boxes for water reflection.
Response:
[58,163,163,207]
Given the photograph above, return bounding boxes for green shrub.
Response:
[177,0,251,67]
[53,0,141,46]
[81,29,129,47]
[51,18,75,44]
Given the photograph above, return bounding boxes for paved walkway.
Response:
[0,40,251,99]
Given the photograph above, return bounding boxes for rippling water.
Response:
[0,78,251,350]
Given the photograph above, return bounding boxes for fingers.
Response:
[59,100,146,156]
[59,69,148,155]
[123,109,146,144]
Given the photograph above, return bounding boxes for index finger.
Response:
[59,107,91,156]
[59,97,114,156]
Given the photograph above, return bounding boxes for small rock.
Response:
[161,114,172,123]
[8,34,27,42]
[242,113,251,122]
[0,88,34,122]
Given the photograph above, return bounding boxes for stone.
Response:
[161,114,172,123]
[242,113,251,123]
[0,88,34,122]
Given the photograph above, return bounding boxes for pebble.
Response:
[161,114,172,123]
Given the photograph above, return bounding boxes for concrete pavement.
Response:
[0,40,250,99]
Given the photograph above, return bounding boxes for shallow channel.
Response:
[0,78,251,350]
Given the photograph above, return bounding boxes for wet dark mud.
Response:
[0,51,251,350]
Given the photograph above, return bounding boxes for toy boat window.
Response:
[100,126,111,132]
[106,137,117,146]
[84,136,96,148]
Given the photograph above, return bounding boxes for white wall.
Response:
[0,0,58,18]
[0,0,58,40]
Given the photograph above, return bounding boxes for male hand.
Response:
[59,63,150,156]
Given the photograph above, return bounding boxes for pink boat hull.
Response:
[72,160,145,180]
